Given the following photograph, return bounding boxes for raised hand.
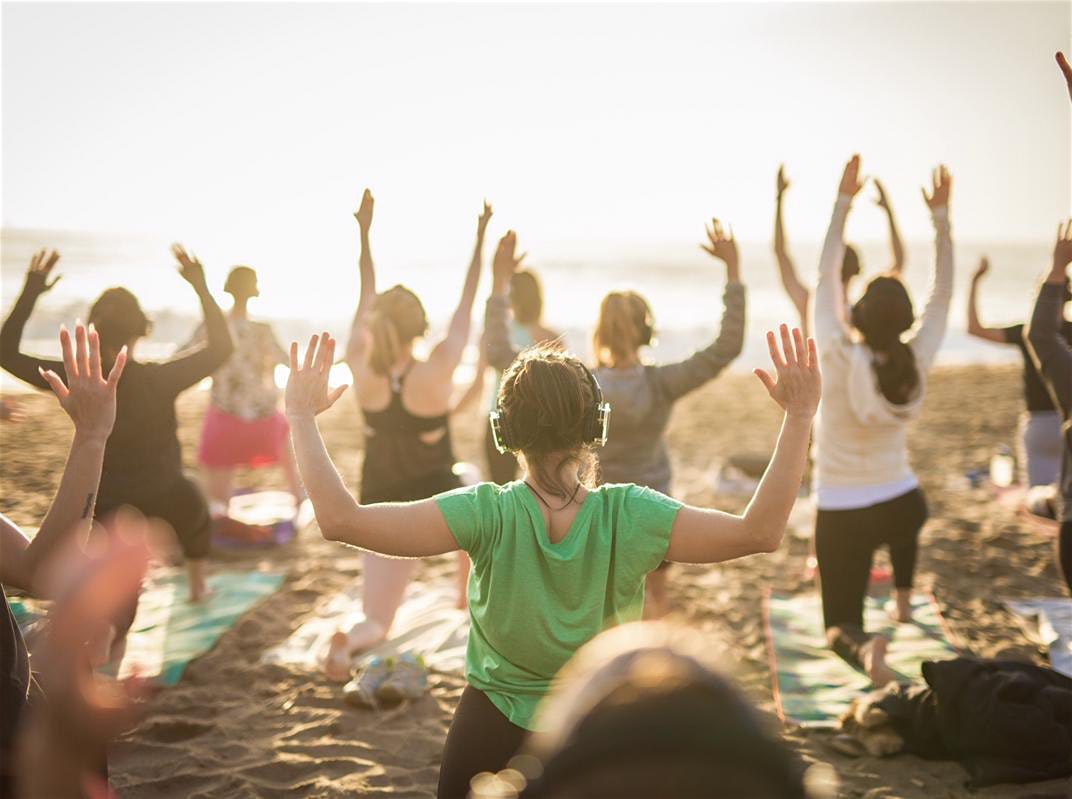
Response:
[1058,52,1072,103]
[38,323,127,441]
[477,200,493,237]
[492,230,526,291]
[354,188,375,230]
[777,164,790,196]
[1053,218,1072,276]
[838,155,865,198]
[873,178,891,209]
[171,244,208,291]
[286,333,348,418]
[754,324,821,419]
[25,249,62,294]
[972,256,990,282]
[700,218,740,280]
[921,165,952,210]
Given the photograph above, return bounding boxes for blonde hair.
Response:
[367,285,428,376]
[592,291,653,368]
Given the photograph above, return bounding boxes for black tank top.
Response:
[359,367,459,504]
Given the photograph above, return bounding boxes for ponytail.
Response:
[851,276,918,406]
[366,285,428,377]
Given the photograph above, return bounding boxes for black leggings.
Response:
[814,488,928,667]
[438,686,528,799]
[1060,521,1072,595]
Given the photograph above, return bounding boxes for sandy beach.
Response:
[2,364,1069,799]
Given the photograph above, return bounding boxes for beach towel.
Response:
[765,590,959,727]
[264,583,468,674]
[1004,598,1072,677]
[10,568,283,686]
[212,491,315,549]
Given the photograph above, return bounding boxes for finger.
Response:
[326,384,349,409]
[807,337,819,371]
[779,324,797,367]
[753,368,776,397]
[515,251,528,267]
[75,323,91,377]
[45,275,62,290]
[44,250,60,272]
[59,324,77,379]
[39,367,70,401]
[699,244,715,256]
[314,332,333,373]
[289,341,299,371]
[30,250,42,271]
[107,346,129,389]
[792,327,806,367]
[727,223,735,242]
[87,324,103,381]
[766,330,787,372]
[302,335,318,370]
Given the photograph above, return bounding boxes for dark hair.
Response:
[367,285,428,376]
[474,624,806,799]
[87,288,151,357]
[498,344,598,498]
[511,270,544,326]
[592,291,653,367]
[851,276,918,405]
[841,244,861,285]
[224,265,258,298]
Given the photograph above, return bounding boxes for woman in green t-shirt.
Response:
[283,289,820,798]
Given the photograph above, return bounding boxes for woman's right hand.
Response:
[921,165,952,211]
[700,218,740,282]
[171,244,209,292]
[286,333,348,419]
[491,230,525,293]
[838,155,865,198]
[38,323,127,443]
[24,249,61,294]
[777,164,790,197]
[354,188,374,230]
[754,325,821,420]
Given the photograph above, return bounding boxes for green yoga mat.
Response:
[764,591,958,727]
[10,569,283,686]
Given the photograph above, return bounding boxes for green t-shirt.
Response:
[436,480,682,730]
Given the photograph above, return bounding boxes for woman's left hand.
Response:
[285,333,348,418]
[754,324,821,420]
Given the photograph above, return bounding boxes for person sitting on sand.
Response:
[469,623,807,799]
[1024,219,1072,594]
[321,190,492,682]
[810,156,953,686]
[0,246,233,609]
[284,281,820,798]
[582,219,746,619]
[774,164,906,338]
[1,322,127,794]
[181,265,303,516]
[966,255,1070,489]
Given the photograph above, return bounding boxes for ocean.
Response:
[1,227,1053,394]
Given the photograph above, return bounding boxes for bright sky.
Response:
[3,1,1070,290]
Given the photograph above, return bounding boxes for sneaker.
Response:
[375,653,428,705]
[343,656,394,708]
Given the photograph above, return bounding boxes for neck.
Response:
[611,351,641,369]
[230,298,249,319]
[522,452,583,498]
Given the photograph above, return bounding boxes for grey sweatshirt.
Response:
[486,283,746,493]
[1025,281,1072,522]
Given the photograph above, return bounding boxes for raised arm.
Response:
[906,166,954,368]
[873,178,905,275]
[651,219,746,400]
[285,333,458,556]
[0,323,126,594]
[773,165,810,333]
[966,258,1006,343]
[345,188,377,370]
[153,245,234,395]
[812,155,864,350]
[0,249,65,390]
[484,230,525,371]
[666,326,819,563]
[428,201,493,371]
[1058,51,1072,103]
[1025,221,1072,417]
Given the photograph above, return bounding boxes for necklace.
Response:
[525,480,582,512]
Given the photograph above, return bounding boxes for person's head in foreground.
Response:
[224,265,259,301]
[366,284,429,376]
[493,343,610,498]
[592,291,654,368]
[469,623,811,799]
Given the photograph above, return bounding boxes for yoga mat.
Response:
[764,590,959,727]
[264,583,469,675]
[10,568,283,686]
[1005,598,1072,677]
[212,491,315,549]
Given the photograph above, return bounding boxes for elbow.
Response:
[755,524,785,554]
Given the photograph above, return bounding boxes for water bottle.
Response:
[989,445,1015,488]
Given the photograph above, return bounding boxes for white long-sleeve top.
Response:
[810,194,953,510]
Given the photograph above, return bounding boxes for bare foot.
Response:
[861,636,896,687]
[322,621,386,683]
[188,581,213,604]
[886,590,913,623]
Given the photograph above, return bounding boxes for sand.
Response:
[2,364,1070,799]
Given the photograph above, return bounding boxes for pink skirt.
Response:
[198,406,289,468]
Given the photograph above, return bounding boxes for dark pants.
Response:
[1060,521,1072,595]
[484,426,519,485]
[815,488,928,666]
[438,686,528,799]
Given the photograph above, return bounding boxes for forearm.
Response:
[739,414,812,552]
[288,414,362,540]
[1025,282,1072,413]
[910,207,953,366]
[1,286,53,389]
[22,434,107,593]
[885,208,905,273]
[445,234,485,344]
[198,286,233,360]
[348,228,376,362]
[484,294,517,371]
[813,196,852,345]
[966,279,984,334]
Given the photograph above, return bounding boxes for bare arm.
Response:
[813,156,864,350]
[773,166,810,333]
[666,326,819,563]
[346,189,377,369]
[285,333,458,556]
[873,179,905,275]
[966,258,1006,343]
[1025,221,1072,417]
[428,201,493,371]
[484,231,526,371]
[906,166,954,369]
[451,345,488,416]
[0,250,65,390]
[0,324,126,594]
